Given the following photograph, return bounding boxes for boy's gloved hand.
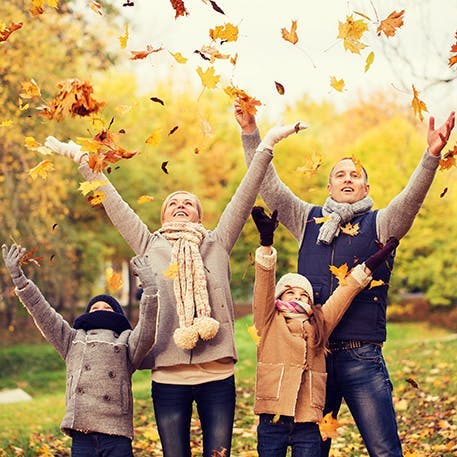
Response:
[44,136,88,163]
[257,121,308,151]
[251,206,279,246]
[2,244,28,289]
[364,237,399,273]
[131,254,158,295]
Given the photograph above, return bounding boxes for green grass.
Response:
[0,318,456,456]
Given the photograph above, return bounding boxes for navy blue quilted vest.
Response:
[298,206,395,342]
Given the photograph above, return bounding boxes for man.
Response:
[235,103,454,457]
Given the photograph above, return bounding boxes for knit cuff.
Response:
[422,148,440,170]
[255,246,277,270]
[351,264,372,287]
[142,286,159,297]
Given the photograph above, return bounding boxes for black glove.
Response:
[251,206,279,246]
[365,237,399,272]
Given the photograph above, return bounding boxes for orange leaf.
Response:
[0,22,23,42]
[449,32,457,68]
[377,10,405,37]
[19,248,43,268]
[337,15,368,54]
[330,76,345,92]
[20,79,41,99]
[209,23,238,42]
[169,0,188,18]
[107,271,123,291]
[281,20,298,45]
[411,85,428,122]
[329,263,348,286]
[29,160,54,180]
[340,222,360,237]
[296,151,323,176]
[129,45,163,60]
[351,154,364,177]
[318,412,342,440]
[196,66,220,89]
[439,143,457,170]
[145,128,162,147]
[137,195,154,204]
[224,85,261,115]
[369,279,385,289]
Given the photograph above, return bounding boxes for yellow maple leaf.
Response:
[340,222,360,236]
[377,10,405,37]
[29,160,54,180]
[296,151,323,176]
[224,85,262,115]
[330,76,345,92]
[313,216,331,225]
[337,15,368,54]
[78,179,107,196]
[20,79,41,99]
[281,20,298,45]
[365,51,375,72]
[163,263,179,279]
[107,270,123,292]
[169,51,187,64]
[89,190,105,206]
[145,129,162,147]
[76,137,102,153]
[329,263,348,286]
[247,324,261,346]
[209,23,238,42]
[196,66,220,89]
[24,136,41,150]
[119,23,129,49]
[369,279,385,289]
[411,84,428,122]
[137,195,155,204]
[318,412,342,440]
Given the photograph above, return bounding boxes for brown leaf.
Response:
[275,81,285,95]
[281,20,298,44]
[440,187,448,198]
[209,0,224,15]
[377,10,405,37]
[406,377,420,389]
[411,85,428,122]
[130,45,163,60]
[168,125,179,136]
[169,0,188,18]
[0,22,23,42]
[161,161,169,174]
[150,97,164,106]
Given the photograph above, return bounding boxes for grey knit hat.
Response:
[275,273,314,303]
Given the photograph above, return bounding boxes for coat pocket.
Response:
[256,362,285,400]
[309,370,327,409]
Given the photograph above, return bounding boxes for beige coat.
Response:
[253,248,370,423]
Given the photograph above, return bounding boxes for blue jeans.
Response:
[321,343,403,457]
[257,414,320,457]
[71,431,133,457]
[151,375,236,457]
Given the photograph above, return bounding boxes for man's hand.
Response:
[234,99,257,134]
[45,136,88,164]
[427,111,455,157]
[2,244,28,289]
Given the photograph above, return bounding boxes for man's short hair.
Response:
[329,157,369,183]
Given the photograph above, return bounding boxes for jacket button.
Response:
[77,387,84,394]
[108,371,116,378]
[103,394,111,401]
[113,345,120,352]
[84,364,91,371]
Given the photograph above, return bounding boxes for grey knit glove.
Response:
[131,254,158,295]
[44,136,88,163]
[2,244,28,289]
[256,121,308,151]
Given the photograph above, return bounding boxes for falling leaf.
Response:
[318,412,342,440]
[19,79,41,99]
[274,81,285,95]
[129,45,163,60]
[0,21,23,42]
[406,377,420,389]
[163,263,179,278]
[365,51,375,72]
[281,20,298,44]
[89,190,105,206]
[169,51,187,64]
[296,151,323,176]
[119,23,129,48]
[194,147,199,154]
[30,0,59,16]
[369,279,385,289]
[145,129,162,147]
[89,1,103,15]
[19,247,43,267]
[123,0,134,6]
[194,49,211,61]
[224,85,261,115]
[115,104,132,116]
[209,0,224,14]
[137,195,154,204]
[29,160,54,180]
[340,222,360,236]
[209,23,238,42]
[150,97,165,106]
[18,98,29,111]
[313,216,331,224]
[196,66,220,89]
[351,154,363,177]
[337,15,368,54]
[272,413,281,424]
[107,270,123,291]
[448,32,457,68]
[169,0,188,18]
[247,324,260,345]
[0,120,13,127]
[377,10,405,37]
[52,223,58,231]
[411,85,428,122]
[78,179,107,196]
[330,76,345,92]
[329,263,348,286]
[439,144,457,170]
[161,161,169,174]
[199,45,230,63]
[168,125,179,136]
[440,187,448,198]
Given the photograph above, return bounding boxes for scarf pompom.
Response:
[173,325,199,350]
[194,316,219,340]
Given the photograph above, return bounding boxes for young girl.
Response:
[250,206,398,457]
[2,244,159,457]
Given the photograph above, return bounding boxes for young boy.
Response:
[2,243,160,456]
[250,207,398,457]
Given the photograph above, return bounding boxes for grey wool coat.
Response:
[80,149,273,369]
[14,281,159,440]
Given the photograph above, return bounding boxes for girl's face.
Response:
[162,192,201,223]
[280,287,311,304]
[89,301,114,312]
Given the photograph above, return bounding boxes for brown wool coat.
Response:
[253,249,370,423]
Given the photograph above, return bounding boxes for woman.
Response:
[44,119,307,457]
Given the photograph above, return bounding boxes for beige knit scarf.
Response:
[159,221,219,350]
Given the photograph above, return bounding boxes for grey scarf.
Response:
[317,196,373,245]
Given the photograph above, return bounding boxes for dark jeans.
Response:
[71,431,133,457]
[152,375,236,457]
[257,414,320,457]
[321,343,403,457]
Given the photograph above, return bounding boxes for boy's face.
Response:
[280,287,310,304]
[89,301,114,312]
